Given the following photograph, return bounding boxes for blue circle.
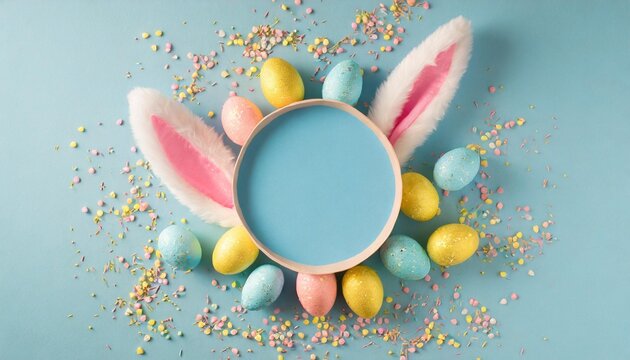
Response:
[236,104,397,267]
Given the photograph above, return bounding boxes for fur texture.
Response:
[369,16,472,164]
[128,88,240,227]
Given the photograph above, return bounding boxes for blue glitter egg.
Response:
[241,264,285,310]
[433,147,480,191]
[322,59,363,105]
[380,235,431,280]
[157,225,202,270]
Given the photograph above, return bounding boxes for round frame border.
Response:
[233,99,402,274]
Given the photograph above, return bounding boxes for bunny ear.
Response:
[128,88,240,227]
[369,16,472,164]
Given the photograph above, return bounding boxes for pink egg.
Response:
[221,96,263,145]
[296,273,337,316]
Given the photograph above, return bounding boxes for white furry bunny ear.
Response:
[128,88,240,227]
[369,16,472,164]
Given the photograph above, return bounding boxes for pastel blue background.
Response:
[237,105,396,267]
[1,1,629,359]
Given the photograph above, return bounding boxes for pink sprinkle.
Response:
[81,206,89,213]
[496,202,504,210]
[231,348,239,355]
[431,284,439,292]
[511,292,519,300]
[97,200,104,206]
[171,83,179,90]
[497,186,504,194]
[72,176,81,184]
[488,85,496,94]
[499,298,508,305]
[370,65,379,73]
[116,118,124,126]
[450,318,458,325]
[130,146,137,153]
[402,286,410,294]
[305,7,313,14]
[90,149,99,156]
[424,274,431,282]
[229,91,237,96]
[231,81,239,88]
[294,0,301,4]
[453,292,460,300]
[234,67,244,75]
[351,22,358,30]
[423,1,430,9]
[88,167,96,174]
[441,271,450,279]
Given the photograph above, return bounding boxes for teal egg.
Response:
[157,225,202,270]
[433,147,480,191]
[380,235,431,280]
[241,265,284,310]
[322,59,363,105]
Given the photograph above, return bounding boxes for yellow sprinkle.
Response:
[298,332,305,339]
[385,296,393,303]
[180,218,187,224]
[221,70,230,78]
[518,258,525,265]
[303,319,310,325]
[155,30,163,37]
[141,32,150,39]
[150,44,158,52]
[485,198,493,204]
[499,271,508,278]
[278,355,284,360]
[465,315,472,323]
[96,210,104,217]
[254,334,262,342]
[222,329,228,336]
[157,324,165,332]
[454,342,461,348]
[339,315,346,321]
[207,111,215,118]
[517,117,525,126]
[513,242,520,248]
[281,4,288,10]
[136,347,145,355]
[77,126,85,133]
[361,329,369,336]
[69,141,78,148]
[481,306,487,313]
[231,281,237,288]
[321,337,328,343]
[516,231,523,238]
[533,225,540,233]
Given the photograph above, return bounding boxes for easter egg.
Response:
[400,172,439,221]
[296,273,337,316]
[322,59,363,105]
[342,265,383,318]
[260,58,304,108]
[427,224,479,267]
[241,264,285,310]
[221,96,263,145]
[380,235,431,280]
[157,225,202,270]
[433,147,480,191]
[212,225,259,275]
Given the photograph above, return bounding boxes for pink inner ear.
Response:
[151,115,234,208]
[387,43,457,146]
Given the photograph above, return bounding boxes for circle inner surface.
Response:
[236,105,396,267]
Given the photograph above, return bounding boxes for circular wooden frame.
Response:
[233,99,402,274]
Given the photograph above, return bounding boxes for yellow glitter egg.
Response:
[342,265,383,318]
[212,225,259,275]
[260,58,304,108]
[400,172,439,221]
[427,224,479,267]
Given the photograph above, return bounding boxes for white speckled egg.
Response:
[157,225,202,270]
[380,234,431,280]
[241,264,285,310]
[322,59,363,105]
[433,147,480,191]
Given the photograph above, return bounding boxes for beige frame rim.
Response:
[233,99,402,274]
